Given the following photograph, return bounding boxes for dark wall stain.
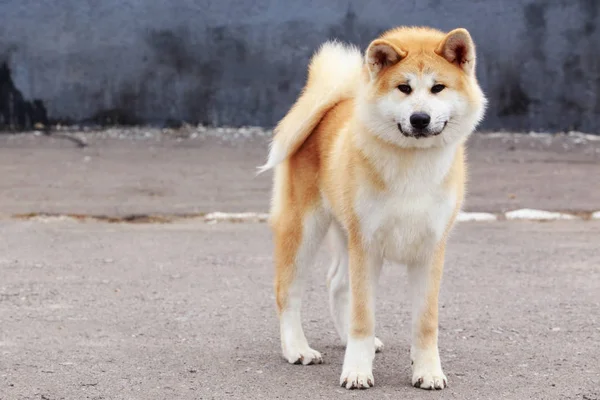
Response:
[80,79,141,126]
[0,63,48,130]
[497,69,531,117]
[147,29,197,74]
[142,27,226,125]
[523,3,547,62]
[596,56,600,114]
[85,108,140,126]
[582,0,598,36]
[142,23,305,126]
[555,0,600,129]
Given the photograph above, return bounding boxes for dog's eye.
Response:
[431,84,446,94]
[397,84,412,94]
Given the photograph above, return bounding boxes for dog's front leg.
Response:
[407,241,448,390]
[339,234,382,390]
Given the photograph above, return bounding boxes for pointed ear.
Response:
[435,28,476,74]
[365,39,407,78]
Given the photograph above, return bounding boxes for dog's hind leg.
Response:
[273,204,330,365]
[326,223,349,344]
[326,223,384,353]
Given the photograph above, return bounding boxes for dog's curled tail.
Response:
[257,41,363,174]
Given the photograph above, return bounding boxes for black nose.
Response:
[410,113,431,130]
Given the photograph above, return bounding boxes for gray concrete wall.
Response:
[0,0,598,132]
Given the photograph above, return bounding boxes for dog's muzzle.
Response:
[397,119,448,139]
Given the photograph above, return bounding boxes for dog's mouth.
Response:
[398,120,448,139]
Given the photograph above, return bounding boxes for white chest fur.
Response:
[354,145,458,266]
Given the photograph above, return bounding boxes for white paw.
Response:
[283,346,323,365]
[412,366,447,390]
[340,369,374,389]
[411,346,447,390]
[374,337,384,353]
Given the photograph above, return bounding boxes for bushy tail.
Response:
[257,41,363,173]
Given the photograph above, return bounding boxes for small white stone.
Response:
[504,209,578,221]
[204,212,269,223]
[457,212,497,222]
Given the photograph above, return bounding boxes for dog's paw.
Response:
[412,369,447,390]
[283,346,323,365]
[374,337,384,353]
[411,346,447,390]
[340,369,374,390]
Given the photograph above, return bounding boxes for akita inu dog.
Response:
[259,26,487,390]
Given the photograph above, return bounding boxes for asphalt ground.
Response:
[1,220,599,400]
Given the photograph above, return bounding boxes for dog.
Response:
[258,26,487,390]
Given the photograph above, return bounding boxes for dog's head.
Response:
[357,27,487,149]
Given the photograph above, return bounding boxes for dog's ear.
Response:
[436,28,476,74]
[365,39,407,79]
